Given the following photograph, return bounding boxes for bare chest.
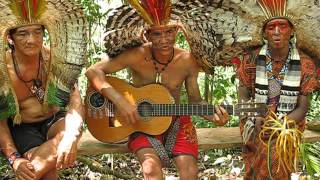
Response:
[7,63,33,101]
[130,58,188,97]
[7,67,58,121]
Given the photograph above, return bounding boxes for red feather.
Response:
[21,0,28,18]
[140,0,169,25]
[231,57,241,68]
[33,0,38,17]
[258,0,286,17]
[157,0,165,23]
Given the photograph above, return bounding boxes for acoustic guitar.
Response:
[85,76,268,143]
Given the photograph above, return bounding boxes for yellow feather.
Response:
[163,0,171,25]
[127,0,154,25]
[8,0,47,21]
[9,0,24,20]
[35,0,47,19]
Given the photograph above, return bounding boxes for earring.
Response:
[262,37,268,45]
[8,39,14,45]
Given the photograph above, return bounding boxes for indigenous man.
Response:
[86,1,229,179]
[235,0,319,179]
[0,0,87,179]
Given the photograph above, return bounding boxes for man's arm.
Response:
[63,84,84,138]
[184,55,229,126]
[0,120,36,179]
[287,95,309,124]
[0,120,16,157]
[56,84,84,169]
[85,50,140,124]
[238,82,251,102]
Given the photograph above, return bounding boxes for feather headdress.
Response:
[9,0,47,23]
[127,0,172,26]
[104,0,320,73]
[257,0,294,26]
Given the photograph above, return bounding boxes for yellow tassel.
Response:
[13,113,22,125]
[43,101,49,113]
[259,114,302,173]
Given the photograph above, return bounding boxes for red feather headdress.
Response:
[127,0,172,26]
[257,0,294,25]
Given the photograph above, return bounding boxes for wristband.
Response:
[7,151,21,167]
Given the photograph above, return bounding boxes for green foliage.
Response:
[192,67,239,128]
[77,0,110,65]
[176,31,190,50]
[0,91,17,120]
[0,155,12,178]
[299,90,320,178]
[46,82,63,106]
[307,91,320,120]
[300,142,320,178]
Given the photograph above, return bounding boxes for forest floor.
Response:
[0,148,244,180]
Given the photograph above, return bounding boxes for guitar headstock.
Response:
[234,102,268,118]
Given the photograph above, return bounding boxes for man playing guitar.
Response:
[85,1,229,179]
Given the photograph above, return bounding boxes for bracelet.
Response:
[7,151,21,167]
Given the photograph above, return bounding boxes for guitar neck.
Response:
[146,104,234,116]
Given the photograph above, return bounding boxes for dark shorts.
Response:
[8,111,66,155]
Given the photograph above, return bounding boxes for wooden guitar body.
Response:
[85,76,175,143]
[85,76,268,143]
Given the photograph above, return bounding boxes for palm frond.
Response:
[300,142,320,177]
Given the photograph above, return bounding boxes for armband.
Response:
[7,151,21,167]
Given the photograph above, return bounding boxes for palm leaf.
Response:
[300,142,320,177]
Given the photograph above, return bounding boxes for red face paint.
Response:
[265,20,290,33]
[264,19,293,49]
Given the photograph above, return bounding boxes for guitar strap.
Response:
[147,117,180,167]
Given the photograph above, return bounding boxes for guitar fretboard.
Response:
[104,101,266,117]
[139,104,235,116]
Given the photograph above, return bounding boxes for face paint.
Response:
[264,19,293,49]
[265,20,290,34]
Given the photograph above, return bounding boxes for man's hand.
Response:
[254,117,265,133]
[115,97,140,124]
[255,117,279,141]
[202,104,229,126]
[211,106,229,126]
[56,135,78,169]
[13,158,35,180]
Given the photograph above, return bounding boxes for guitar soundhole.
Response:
[138,101,153,117]
[89,91,105,108]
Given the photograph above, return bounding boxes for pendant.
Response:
[155,72,162,84]
[33,79,42,88]
[30,84,45,103]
